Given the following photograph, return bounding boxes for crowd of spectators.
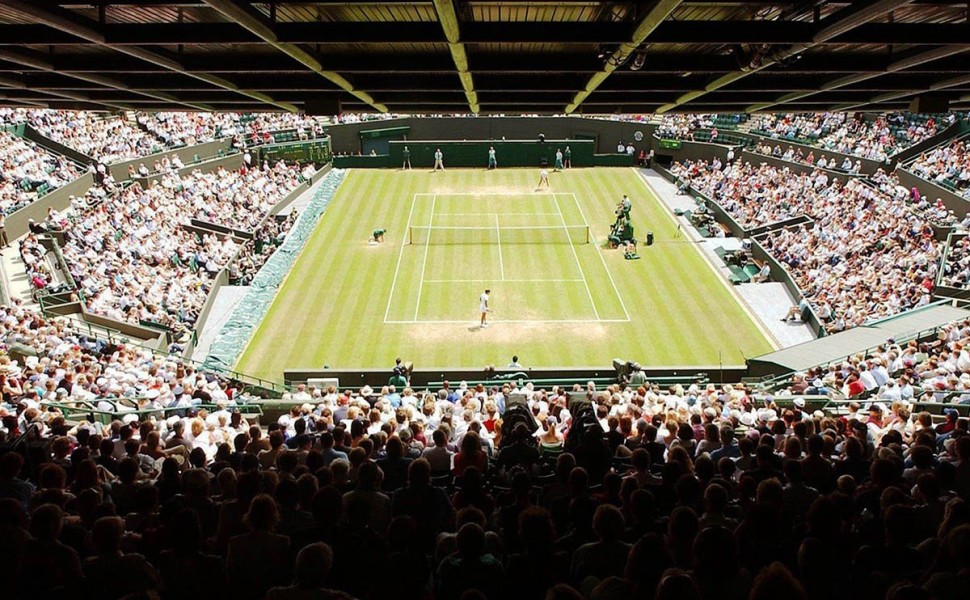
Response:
[750,112,846,142]
[871,170,968,229]
[180,162,306,232]
[909,139,970,198]
[751,113,947,162]
[32,160,306,334]
[775,316,970,405]
[0,324,968,599]
[23,110,163,164]
[138,112,329,148]
[941,237,970,289]
[671,159,939,331]
[0,299,249,418]
[656,115,717,140]
[0,131,83,215]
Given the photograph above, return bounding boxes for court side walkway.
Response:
[637,168,814,349]
[191,285,250,362]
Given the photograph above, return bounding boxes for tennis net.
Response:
[408,225,589,245]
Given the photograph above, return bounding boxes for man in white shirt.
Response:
[479,288,490,328]
[421,429,453,473]
[507,355,523,368]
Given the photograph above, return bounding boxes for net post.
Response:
[586,226,590,244]
[408,227,412,245]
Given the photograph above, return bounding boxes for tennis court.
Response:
[384,192,628,324]
[235,168,773,376]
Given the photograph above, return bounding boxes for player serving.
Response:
[480,288,490,328]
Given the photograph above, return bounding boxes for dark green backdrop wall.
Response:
[388,139,593,168]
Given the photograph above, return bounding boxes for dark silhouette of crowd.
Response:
[1,392,969,600]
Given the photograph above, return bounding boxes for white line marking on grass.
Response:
[564,192,631,322]
[384,192,418,323]
[423,278,586,283]
[495,213,505,281]
[384,318,631,325]
[438,212,561,216]
[413,192,558,196]
[554,195,599,320]
[413,194,437,322]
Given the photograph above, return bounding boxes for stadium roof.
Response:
[1,1,970,114]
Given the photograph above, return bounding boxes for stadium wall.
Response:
[108,138,234,181]
[282,366,745,391]
[328,117,656,156]
[21,124,93,166]
[130,152,243,188]
[387,139,596,168]
[652,139,730,166]
[40,300,168,349]
[738,150,862,180]
[5,173,94,240]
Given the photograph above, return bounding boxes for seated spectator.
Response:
[436,523,505,600]
[82,516,162,599]
[226,493,291,600]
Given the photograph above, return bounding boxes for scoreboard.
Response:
[259,138,332,165]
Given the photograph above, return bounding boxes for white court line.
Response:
[385,319,632,325]
[495,213,505,281]
[383,193,418,323]
[563,192,632,321]
[413,192,558,196]
[437,212,561,216]
[423,278,586,283]
[413,194,436,321]
[554,195,600,320]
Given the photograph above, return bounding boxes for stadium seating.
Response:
[0,131,83,215]
[908,135,970,199]
[671,159,939,332]
[749,112,951,162]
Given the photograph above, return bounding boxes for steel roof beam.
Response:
[565,0,684,114]
[0,0,293,112]
[2,21,968,46]
[833,73,970,111]
[199,0,386,113]
[746,44,970,112]
[656,0,916,113]
[431,0,479,114]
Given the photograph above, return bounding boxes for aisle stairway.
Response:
[0,245,39,309]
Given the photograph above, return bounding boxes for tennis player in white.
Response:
[536,168,550,191]
[480,288,490,328]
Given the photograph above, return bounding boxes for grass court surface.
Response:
[235,168,773,379]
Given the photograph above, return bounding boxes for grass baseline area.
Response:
[234,168,773,380]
